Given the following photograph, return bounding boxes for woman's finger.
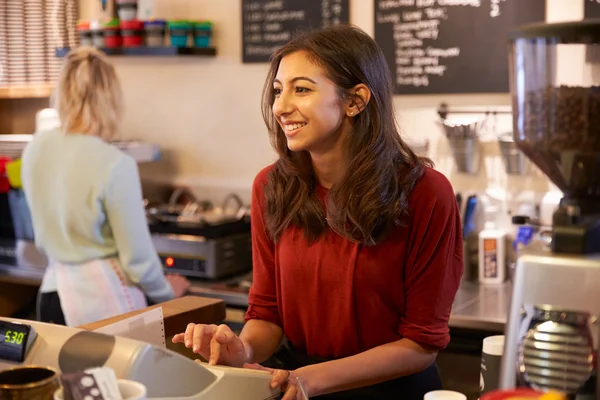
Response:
[209,324,232,365]
[214,325,247,357]
[281,383,298,400]
[213,324,234,342]
[171,333,185,343]
[183,323,196,347]
[270,369,291,389]
[193,324,217,353]
[191,324,206,352]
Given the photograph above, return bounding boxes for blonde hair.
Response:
[52,46,123,140]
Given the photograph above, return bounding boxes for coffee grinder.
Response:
[499,20,600,399]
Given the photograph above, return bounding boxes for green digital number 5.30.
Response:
[5,331,24,345]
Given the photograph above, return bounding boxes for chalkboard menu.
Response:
[585,0,600,18]
[374,0,545,95]
[242,0,350,63]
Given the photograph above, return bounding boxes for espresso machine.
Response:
[0,317,280,399]
[499,20,600,399]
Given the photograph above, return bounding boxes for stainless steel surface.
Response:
[449,282,511,331]
[187,272,252,308]
[499,250,600,395]
[152,192,247,226]
[189,277,513,331]
[0,263,44,286]
[152,233,252,279]
[188,286,250,308]
[0,135,160,163]
[440,118,486,140]
[447,137,481,175]
[498,136,529,175]
[520,317,593,394]
[0,262,511,331]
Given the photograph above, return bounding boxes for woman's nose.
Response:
[272,92,293,116]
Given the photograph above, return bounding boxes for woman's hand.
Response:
[172,323,250,367]
[166,274,191,297]
[244,364,309,400]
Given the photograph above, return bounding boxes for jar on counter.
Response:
[121,20,144,47]
[116,0,138,22]
[193,21,213,48]
[144,20,166,47]
[168,20,191,47]
[90,20,105,48]
[77,21,92,46]
[104,18,122,48]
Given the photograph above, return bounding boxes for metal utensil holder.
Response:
[498,137,529,175]
[448,137,481,174]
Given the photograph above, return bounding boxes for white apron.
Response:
[52,257,148,327]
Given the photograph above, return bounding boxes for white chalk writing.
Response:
[243,1,347,62]
[376,0,458,88]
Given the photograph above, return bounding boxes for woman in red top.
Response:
[173,25,463,399]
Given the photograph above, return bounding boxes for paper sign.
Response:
[93,307,166,347]
[137,0,155,20]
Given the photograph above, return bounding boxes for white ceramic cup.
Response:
[482,335,505,356]
[118,379,147,400]
[424,390,467,400]
[54,379,147,400]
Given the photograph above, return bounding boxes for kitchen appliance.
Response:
[147,194,252,279]
[0,317,279,399]
[0,193,17,264]
[499,20,600,399]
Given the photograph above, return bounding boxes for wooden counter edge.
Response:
[78,295,226,337]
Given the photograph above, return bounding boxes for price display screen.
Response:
[0,321,33,363]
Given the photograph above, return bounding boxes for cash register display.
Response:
[0,321,35,363]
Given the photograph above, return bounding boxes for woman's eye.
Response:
[296,86,311,93]
[273,88,281,96]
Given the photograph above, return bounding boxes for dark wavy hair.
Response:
[261,25,432,246]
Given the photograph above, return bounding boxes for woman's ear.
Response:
[346,84,371,117]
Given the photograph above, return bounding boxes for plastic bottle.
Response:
[478,209,506,285]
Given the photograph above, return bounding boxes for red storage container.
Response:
[0,158,12,194]
[120,20,144,47]
[104,26,122,48]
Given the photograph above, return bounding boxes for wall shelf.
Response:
[55,46,217,58]
[0,85,54,99]
[0,134,161,163]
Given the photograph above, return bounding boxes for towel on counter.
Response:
[52,257,148,327]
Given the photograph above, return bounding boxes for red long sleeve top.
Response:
[245,164,463,359]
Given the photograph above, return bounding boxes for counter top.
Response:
[189,275,512,332]
[0,263,511,332]
[0,262,45,286]
[449,281,511,332]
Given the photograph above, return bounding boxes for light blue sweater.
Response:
[21,130,174,303]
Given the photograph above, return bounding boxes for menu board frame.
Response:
[374,0,546,95]
[584,0,600,19]
[242,0,350,63]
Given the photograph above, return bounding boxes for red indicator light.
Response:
[165,257,174,267]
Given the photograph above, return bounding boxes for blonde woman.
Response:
[21,46,190,327]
